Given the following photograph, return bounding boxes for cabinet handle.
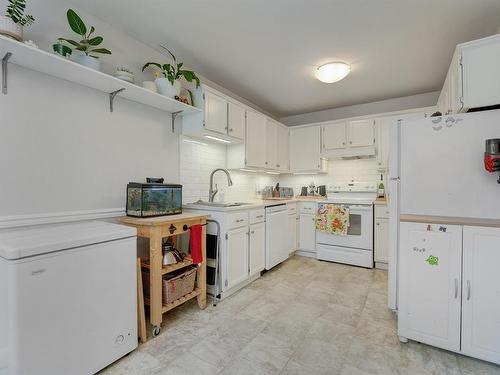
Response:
[256,215,263,218]
[454,278,458,299]
[229,128,233,132]
[376,223,380,226]
[342,142,346,145]
[349,141,353,144]
[467,280,471,301]
[265,161,268,165]
[251,230,255,234]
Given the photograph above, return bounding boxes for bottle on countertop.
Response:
[378,174,385,198]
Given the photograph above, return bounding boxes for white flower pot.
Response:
[155,78,181,98]
[0,16,23,41]
[73,54,101,71]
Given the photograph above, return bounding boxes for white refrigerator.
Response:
[388,110,500,310]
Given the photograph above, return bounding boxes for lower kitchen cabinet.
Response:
[249,222,265,276]
[299,213,316,253]
[288,214,297,254]
[374,218,389,264]
[399,222,463,352]
[226,226,249,289]
[461,226,500,364]
[399,221,500,364]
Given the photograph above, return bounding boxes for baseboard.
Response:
[375,262,389,270]
[295,250,317,259]
[0,208,125,229]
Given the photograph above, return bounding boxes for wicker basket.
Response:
[143,266,197,304]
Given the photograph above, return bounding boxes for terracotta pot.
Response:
[0,16,23,41]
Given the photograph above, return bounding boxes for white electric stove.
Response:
[316,182,377,268]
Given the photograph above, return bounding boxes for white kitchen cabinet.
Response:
[348,119,375,147]
[204,90,228,135]
[461,226,500,364]
[375,110,430,170]
[298,213,316,253]
[322,122,347,150]
[277,125,289,171]
[228,101,246,140]
[374,218,389,264]
[226,226,249,289]
[296,216,300,250]
[249,222,265,277]
[288,214,297,254]
[289,127,322,172]
[245,110,267,168]
[266,120,278,169]
[398,222,463,352]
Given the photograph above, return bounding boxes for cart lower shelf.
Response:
[145,287,202,313]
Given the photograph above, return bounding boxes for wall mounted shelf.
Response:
[0,35,202,117]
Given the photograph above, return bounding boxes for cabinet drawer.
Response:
[375,205,390,219]
[299,202,316,214]
[249,209,265,224]
[287,203,297,215]
[227,211,249,229]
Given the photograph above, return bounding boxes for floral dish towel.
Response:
[315,203,350,236]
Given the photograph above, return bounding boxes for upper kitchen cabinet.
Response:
[375,110,431,170]
[321,119,375,158]
[183,85,245,143]
[266,119,279,169]
[438,34,500,114]
[289,126,326,173]
[227,101,246,140]
[277,125,289,172]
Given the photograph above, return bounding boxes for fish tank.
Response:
[126,183,182,217]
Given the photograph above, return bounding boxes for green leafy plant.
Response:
[58,9,111,58]
[142,47,200,88]
[5,0,35,26]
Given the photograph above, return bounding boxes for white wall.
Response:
[280,91,439,126]
[0,0,274,225]
[179,137,277,203]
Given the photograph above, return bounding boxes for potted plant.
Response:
[0,0,34,41]
[52,39,72,58]
[58,9,111,71]
[142,48,200,99]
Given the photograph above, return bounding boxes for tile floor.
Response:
[100,256,500,375]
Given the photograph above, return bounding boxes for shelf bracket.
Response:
[2,52,12,95]
[109,88,126,112]
[171,110,183,133]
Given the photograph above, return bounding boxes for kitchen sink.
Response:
[188,200,252,207]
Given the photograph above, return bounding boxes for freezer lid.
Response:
[0,221,137,260]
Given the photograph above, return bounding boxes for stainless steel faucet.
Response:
[209,168,233,202]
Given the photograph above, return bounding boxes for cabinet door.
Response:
[299,213,316,252]
[296,216,300,250]
[226,227,249,289]
[322,122,347,150]
[348,119,374,147]
[246,111,267,168]
[374,218,389,263]
[228,101,246,140]
[462,226,500,364]
[277,125,289,171]
[204,91,228,134]
[249,222,265,276]
[288,214,297,254]
[289,127,321,172]
[398,222,462,352]
[265,120,278,169]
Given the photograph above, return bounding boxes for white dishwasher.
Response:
[0,221,138,375]
[265,204,289,270]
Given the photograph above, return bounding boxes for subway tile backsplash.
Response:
[180,136,381,203]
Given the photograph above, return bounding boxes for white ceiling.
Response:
[69,0,500,117]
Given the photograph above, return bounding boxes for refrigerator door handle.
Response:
[390,177,400,181]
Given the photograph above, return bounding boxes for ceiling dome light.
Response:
[315,62,351,83]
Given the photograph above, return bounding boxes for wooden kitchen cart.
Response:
[119,213,209,338]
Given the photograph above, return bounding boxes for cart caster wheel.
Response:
[152,326,161,337]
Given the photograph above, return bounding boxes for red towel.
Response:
[190,224,203,265]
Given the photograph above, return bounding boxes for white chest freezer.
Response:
[0,221,138,375]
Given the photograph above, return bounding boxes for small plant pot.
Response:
[0,16,23,41]
[53,43,72,59]
[155,78,181,98]
[73,54,101,71]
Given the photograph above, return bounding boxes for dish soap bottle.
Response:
[378,174,385,198]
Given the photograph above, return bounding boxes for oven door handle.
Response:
[343,205,373,211]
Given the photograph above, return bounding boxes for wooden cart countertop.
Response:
[400,214,500,228]
[119,213,210,227]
